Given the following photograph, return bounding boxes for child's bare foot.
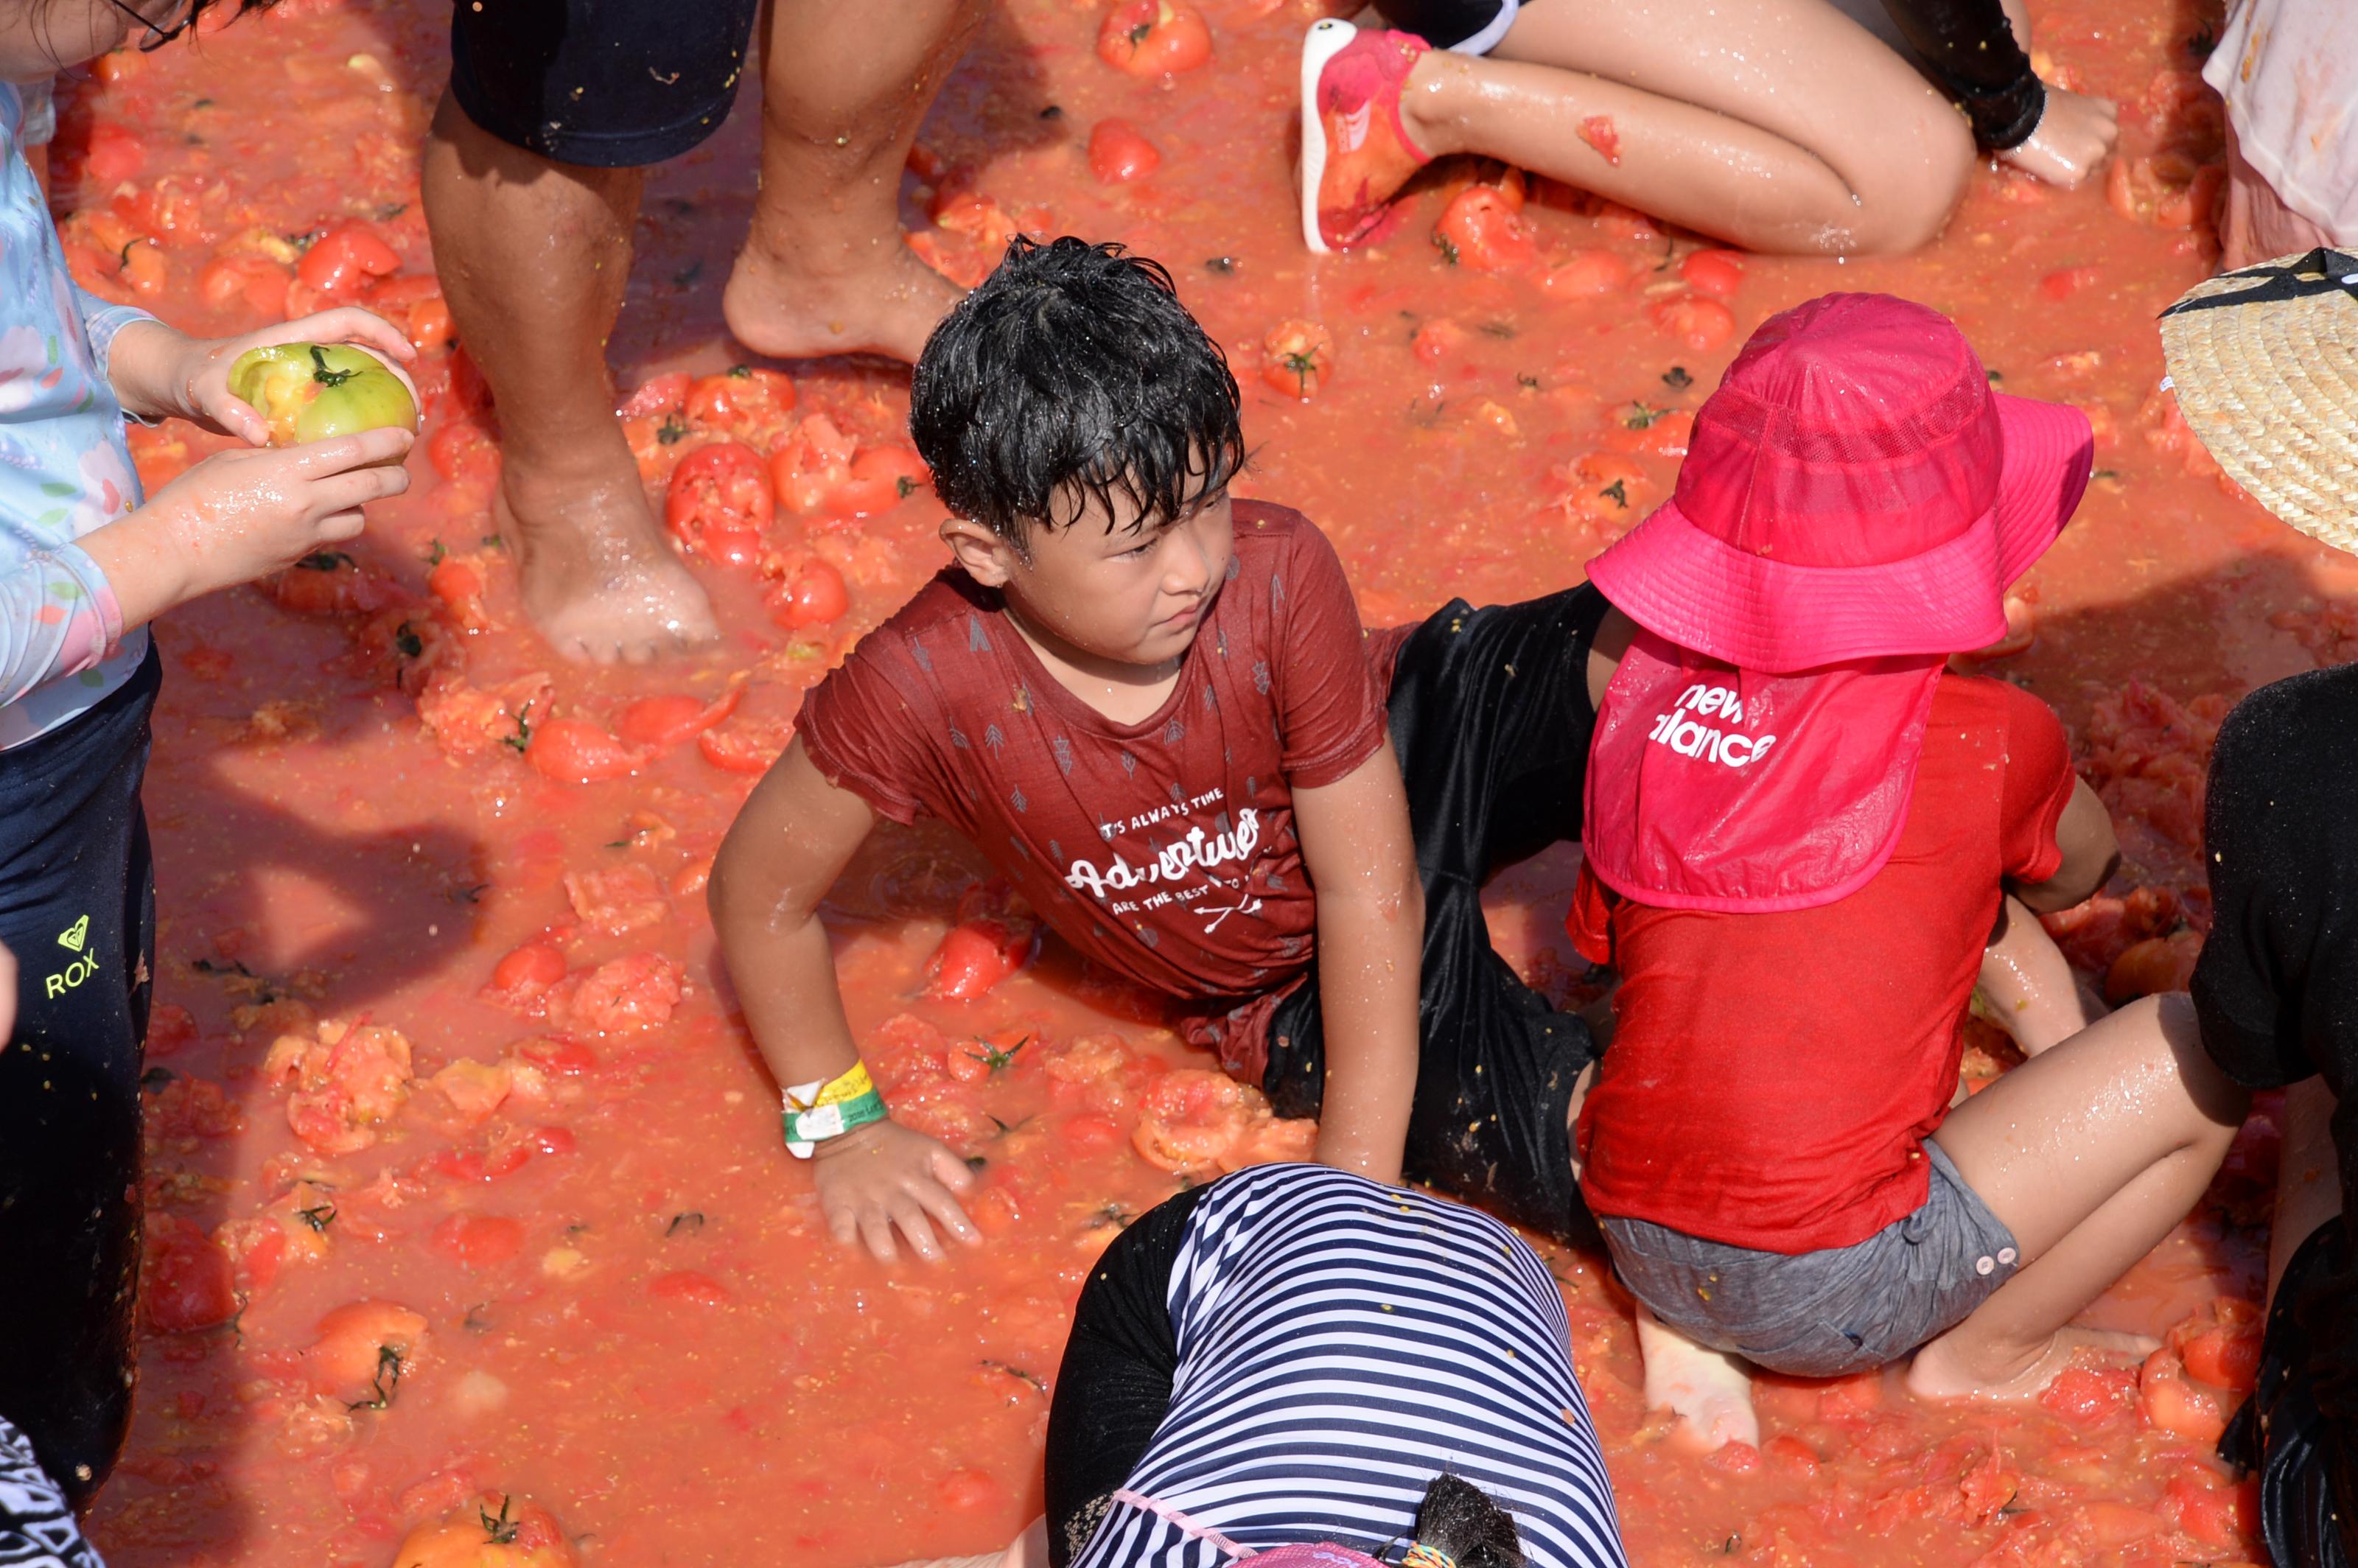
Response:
[1905,1324,2158,1403]
[1635,1306,1760,1451]
[499,466,718,665]
[722,235,963,365]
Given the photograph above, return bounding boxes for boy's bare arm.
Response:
[1292,739,1424,1186]
[709,741,980,1261]
[2007,778,2119,914]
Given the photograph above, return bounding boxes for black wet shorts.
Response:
[449,0,763,168]
[1371,0,1520,53]
[0,642,159,1509]
[1265,586,1609,1248]
[2221,1220,2358,1568]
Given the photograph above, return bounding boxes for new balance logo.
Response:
[57,915,88,953]
[1646,682,1777,769]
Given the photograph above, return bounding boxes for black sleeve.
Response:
[1042,1183,1211,1568]
[1875,0,2046,150]
[2192,681,2327,1090]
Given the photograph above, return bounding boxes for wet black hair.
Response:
[26,0,274,60]
[1410,1474,1525,1568]
[909,235,1245,556]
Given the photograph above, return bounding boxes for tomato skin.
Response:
[685,366,796,433]
[427,419,502,485]
[296,220,402,295]
[1097,0,1212,75]
[650,1270,731,1307]
[144,1217,237,1334]
[2105,929,2201,1003]
[618,370,692,420]
[394,1492,578,1568]
[615,686,744,749]
[307,1301,428,1399]
[198,253,292,318]
[83,123,147,185]
[766,560,850,629]
[526,718,653,784]
[664,441,774,565]
[519,1035,598,1075]
[696,715,793,774]
[489,942,567,995]
[1679,249,1746,298]
[430,1213,525,1268]
[1262,318,1335,399]
[2038,265,2105,302]
[923,918,1032,1001]
[1650,294,1737,352]
[1088,119,1162,184]
[1060,1112,1123,1155]
[1541,249,1632,298]
[1433,187,1538,272]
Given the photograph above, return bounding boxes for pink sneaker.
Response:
[1299,21,1432,254]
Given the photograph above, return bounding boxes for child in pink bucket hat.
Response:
[1567,293,2255,1445]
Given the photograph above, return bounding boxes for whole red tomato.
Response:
[1262,319,1334,399]
[296,220,402,296]
[1097,0,1212,76]
[1088,119,1162,184]
[767,560,850,629]
[685,365,797,433]
[1432,187,1538,272]
[663,441,774,566]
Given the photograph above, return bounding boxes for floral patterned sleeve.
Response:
[0,542,124,709]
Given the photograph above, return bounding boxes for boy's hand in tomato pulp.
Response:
[79,427,414,629]
[812,1118,982,1264]
[108,309,419,445]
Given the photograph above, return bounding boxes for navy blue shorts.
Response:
[449,0,764,168]
[0,642,159,1508]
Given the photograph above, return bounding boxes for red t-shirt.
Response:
[1568,673,2079,1253]
[799,503,1390,1078]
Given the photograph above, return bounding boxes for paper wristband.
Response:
[783,1062,887,1158]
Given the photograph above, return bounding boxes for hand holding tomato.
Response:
[811,1118,982,1264]
[109,307,420,447]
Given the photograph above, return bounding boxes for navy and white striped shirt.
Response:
[1072,1164,1627,1568]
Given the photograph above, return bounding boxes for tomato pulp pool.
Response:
[48,0,2313,1564]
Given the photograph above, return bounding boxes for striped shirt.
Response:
[1072,1164,1627,1568]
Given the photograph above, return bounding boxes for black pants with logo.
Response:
[0,644,159,1510]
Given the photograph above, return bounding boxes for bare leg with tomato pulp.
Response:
[1976,894,2102,1059]
[722,0,978,362]
[421,94,719,665]
[1908,994,2248,1401]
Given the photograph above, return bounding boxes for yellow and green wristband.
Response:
[783,1061,888,1158]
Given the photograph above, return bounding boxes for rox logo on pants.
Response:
[46,914,102,997]
[1647,682,1779,769]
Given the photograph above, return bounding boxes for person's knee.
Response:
[2114,991,2252,1136]
[1839,98,1975,255]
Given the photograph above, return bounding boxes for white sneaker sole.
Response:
[1298,18,1357,256]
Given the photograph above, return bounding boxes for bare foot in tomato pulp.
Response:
[499,472,718,665]
[1906,1324,2159,1404]
[722,234,965,364]
[1635,1305,1760,1451]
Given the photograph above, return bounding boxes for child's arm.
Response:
[1978,893,2102,1056]
[2004,777,2119,914]
[709,741,982,1263]
[1292,738,1424,1185]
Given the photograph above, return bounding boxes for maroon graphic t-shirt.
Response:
[798,502,1392,1079]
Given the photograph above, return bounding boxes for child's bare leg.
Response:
[1978,895,2103,1058]
[881,1518,1047,1568]
[1396,0,1972,254]
[2269,1078,2343,1297]
[1909,994,2249,1400]
[1634,1303,1760,1450]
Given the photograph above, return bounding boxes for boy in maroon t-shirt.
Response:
[710,237,1614,1261]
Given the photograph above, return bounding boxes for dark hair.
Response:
[1410,1475,1525,1568]
[29,0,274,59]
[909,235,1245,554]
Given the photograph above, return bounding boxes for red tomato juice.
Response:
[57,0,2307,1564]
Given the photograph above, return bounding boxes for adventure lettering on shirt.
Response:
[1066,792,1266,931]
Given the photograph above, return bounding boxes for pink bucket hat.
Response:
[1586,293,2095,673]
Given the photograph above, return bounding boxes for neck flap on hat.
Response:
[1582,629,1945,914]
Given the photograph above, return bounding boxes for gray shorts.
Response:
[1598,1140,2022,1378]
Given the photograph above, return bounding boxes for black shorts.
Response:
[0,643,160,1508]
[1264,586,1608,1247]
[449,0,763,168]
[1041,1185,1207,1568]
[1370,0,1520,53]
[2222,1220,2358,1568]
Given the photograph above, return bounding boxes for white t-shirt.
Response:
[2205,0,2358,243]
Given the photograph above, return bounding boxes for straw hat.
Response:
[2158,248,2358,553]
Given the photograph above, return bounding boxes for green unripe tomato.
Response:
[228,343,419,449]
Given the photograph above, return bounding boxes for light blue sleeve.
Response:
[0,539,122,708]
[71,289,156,390]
